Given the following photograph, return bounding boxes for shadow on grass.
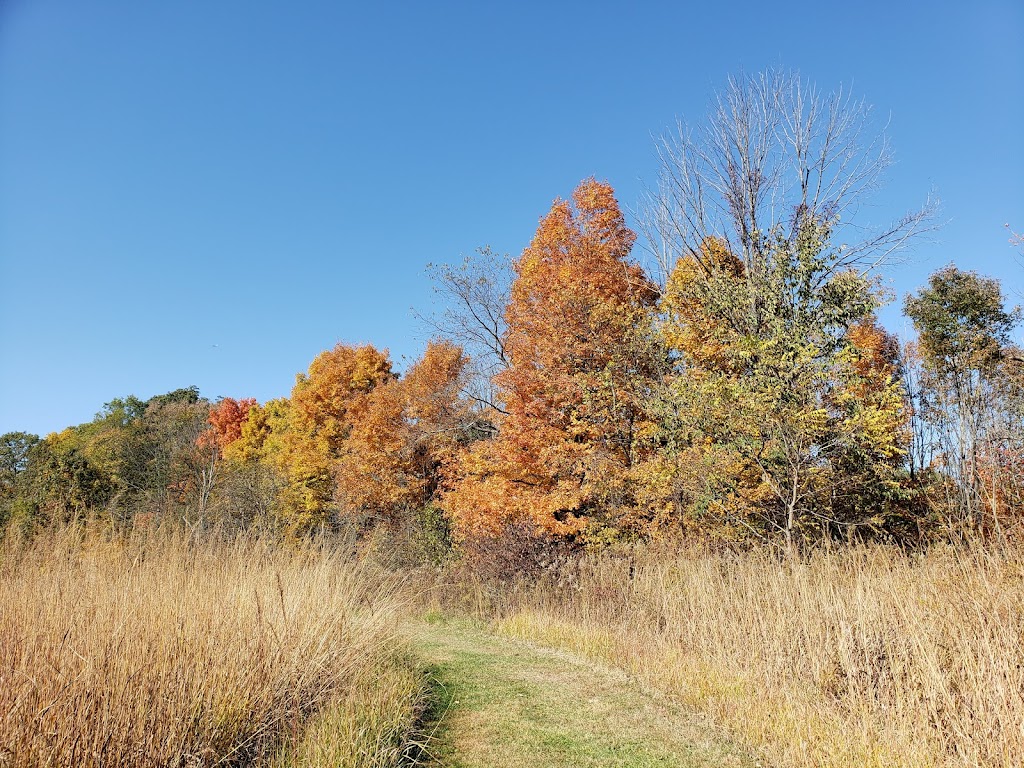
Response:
[402,663,459,767]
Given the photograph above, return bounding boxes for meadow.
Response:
[0,526,428,768]
[440,542,1024,768]
[3,524,1024,767]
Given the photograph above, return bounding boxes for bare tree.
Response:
[642,70,935,287]
[418,246,512,417]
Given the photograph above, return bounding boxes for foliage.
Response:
[1,388,221,529]
[653,217,910,545]
[905,265,1019,377]
[904,266,1023,536]
[0,432,39,524]
[14,438,114,527]
[442,179,661,541]
[271,343,395,531]
[7,74,1013,554]
[337,340,470,522]
[202,397,257,452]
[639,71,929,546]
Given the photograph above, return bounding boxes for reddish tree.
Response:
[199,397,257,453]
[443,179,659,539]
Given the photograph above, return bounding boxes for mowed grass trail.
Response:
[408,618,759,768]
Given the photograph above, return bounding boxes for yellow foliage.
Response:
[270,344,395,531]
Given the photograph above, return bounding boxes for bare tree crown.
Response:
[643,70,934,285]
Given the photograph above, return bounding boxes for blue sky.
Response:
[1,1,1022,437]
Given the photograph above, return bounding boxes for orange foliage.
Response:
[275,344,395,528]
[199,397,257,452]
[977,448,1024,533]
[336,341,469,520]
[289,344,395,445]
[661,237,745,370]
[846,318,901,399]
[443,179,658,539]
[837,316,910,459]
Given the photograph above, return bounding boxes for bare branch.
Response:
[640,70,936,289]
[415,246,513,414]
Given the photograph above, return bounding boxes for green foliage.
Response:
[16,439,115,526]
[904,266,1024,535]
[655,216,909,545]
[412,503,455,566]
[905,265,1020,377]
[0,388,222,532]
[0,432,39,496]
[146,386,202,408]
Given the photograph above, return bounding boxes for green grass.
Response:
[408,618,756,768]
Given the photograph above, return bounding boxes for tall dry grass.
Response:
[0,526,426,767]
[448,543,1024,768]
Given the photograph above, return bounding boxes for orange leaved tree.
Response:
[443,179,660,542]
[201,397,257,453]
[273,343,395,531]
[336,340,470,523]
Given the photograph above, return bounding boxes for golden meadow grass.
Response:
[0,527,426,768]
[7,522,1023,768]
[443,543,1024,768]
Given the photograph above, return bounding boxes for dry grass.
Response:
[445,543,1024,768]
[0,526,426,767]
[268,655,428,768]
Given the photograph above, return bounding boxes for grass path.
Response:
[406,618,760,768]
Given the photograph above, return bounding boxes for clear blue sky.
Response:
[2,1,1022,437]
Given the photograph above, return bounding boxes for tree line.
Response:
[2,72,1020,554]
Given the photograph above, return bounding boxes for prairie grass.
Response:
[443,543,1024,768]
[268,654,429,768]
[0,525,426,767]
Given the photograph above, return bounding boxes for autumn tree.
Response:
[653,223,909,544]
[826,318,913,537]
[81,388,217,524]
[187,396,278,528]
[442,179,661,542]
[904,265,1023,536]
[337,340,470,524]
[202,397,257,453]
[221,398,290,465]
[641,72,926,546]
[271,343,394,532]
[208,397,290,528]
